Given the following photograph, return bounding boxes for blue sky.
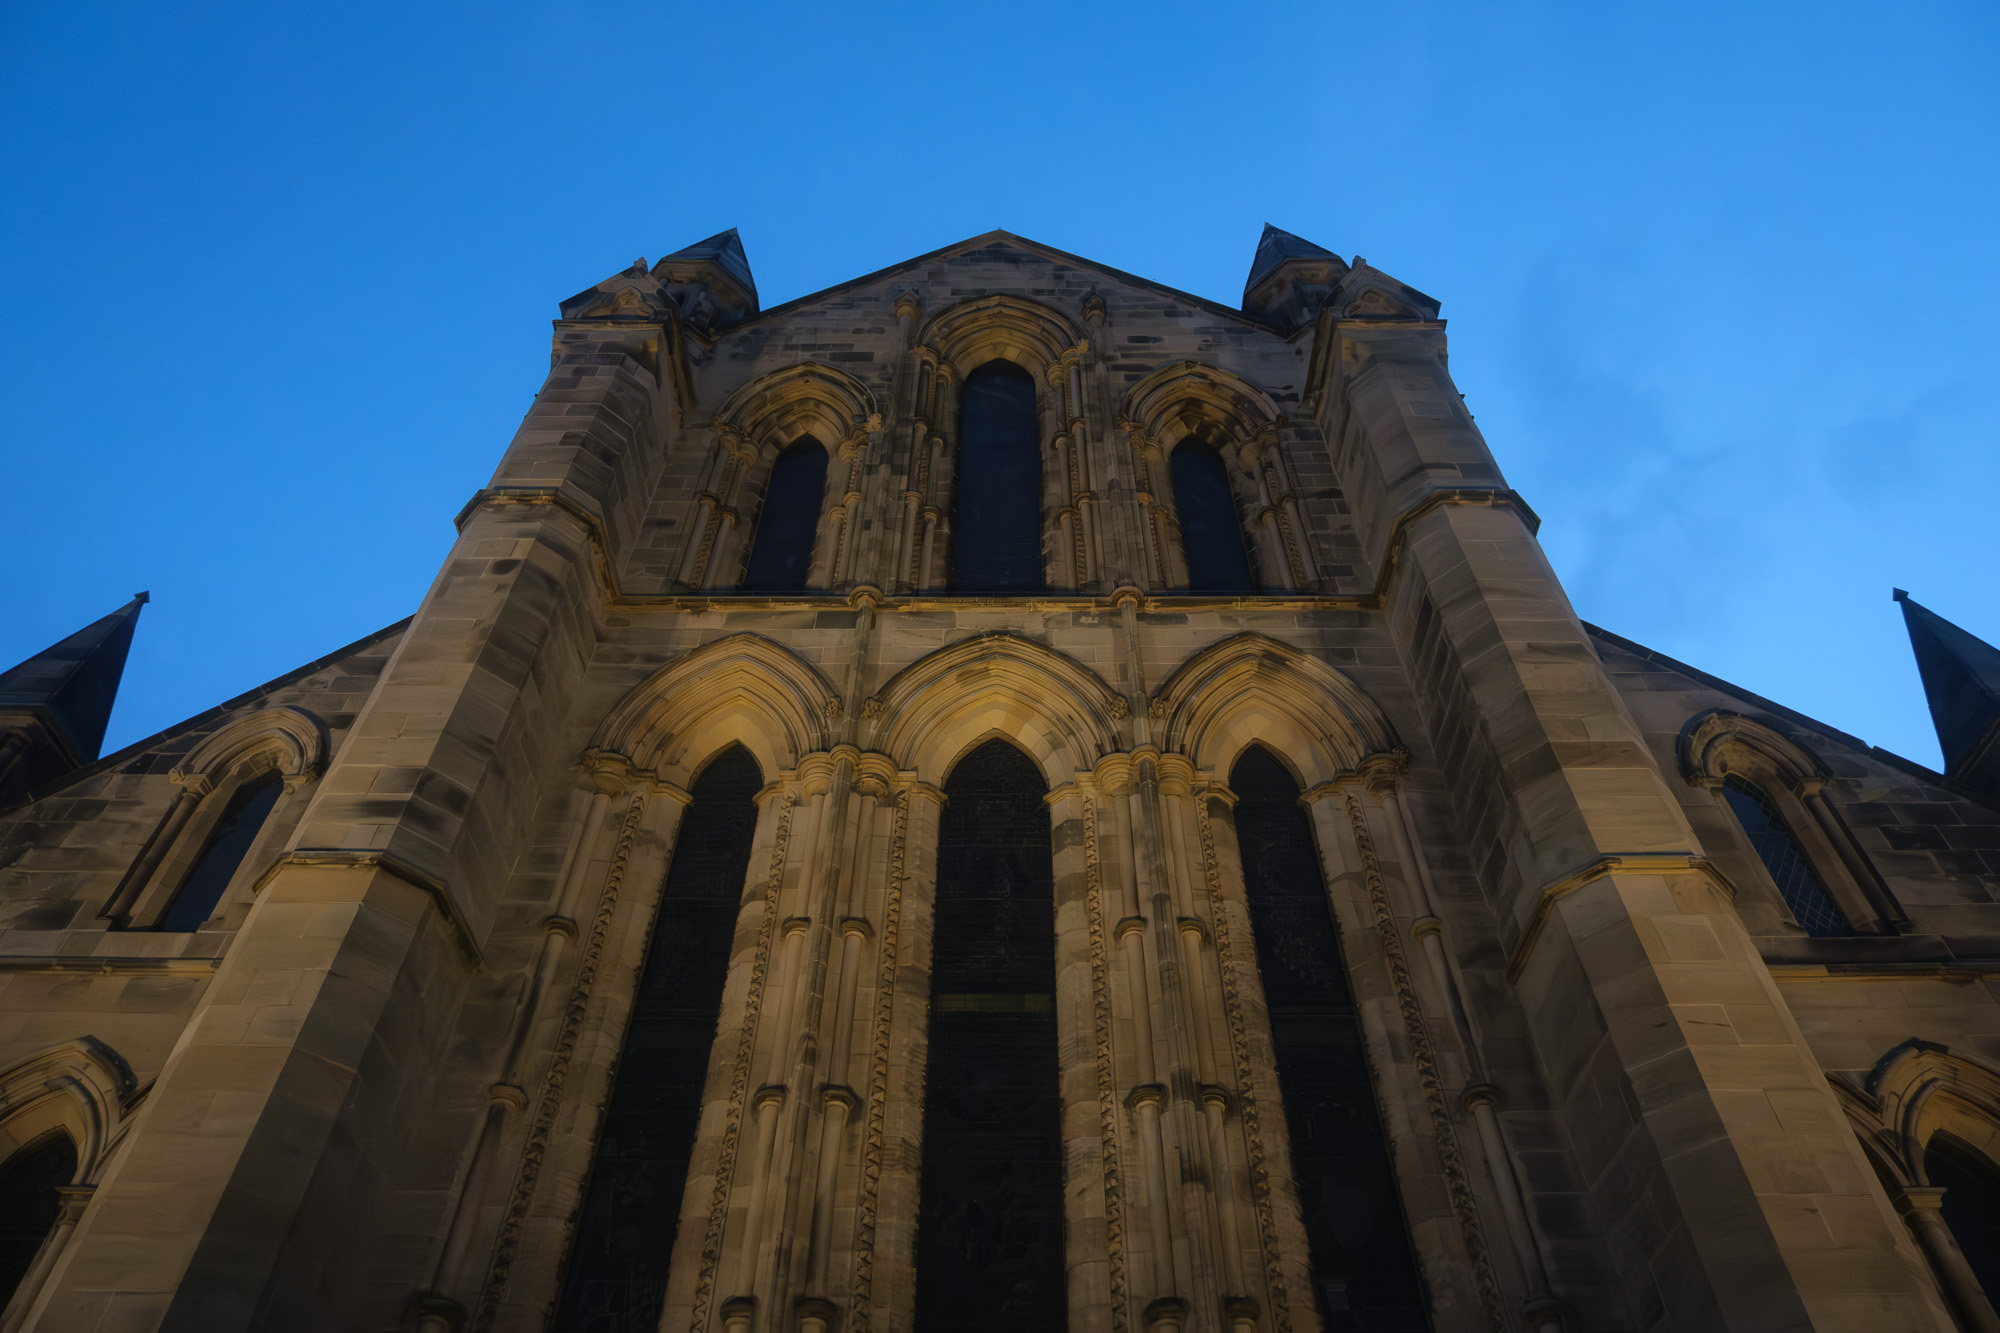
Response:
[2,0,1995,768]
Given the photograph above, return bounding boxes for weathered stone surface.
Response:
[0,231,1987,1333]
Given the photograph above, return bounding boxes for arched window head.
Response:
[953,360,1043,592]
[157,773,283,932]
[1722,776,1854,937]
[0,1130,76,1308]
[741,436,828,591]
[1170,439,1254,591]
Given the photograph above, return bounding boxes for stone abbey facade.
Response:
[2,226,1999,1333]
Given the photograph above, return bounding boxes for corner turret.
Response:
[0,592,148,805]
[1895,589,2000,793]
[1241,223,1348,333]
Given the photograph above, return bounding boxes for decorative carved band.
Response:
[474,791,646,1330]
[1194,796,1290,1333]
[690,791,796,1333]
[1084,795,1132,1333]
[849,789,910,1330]
[1337,789,1509,1332]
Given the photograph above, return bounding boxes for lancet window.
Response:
[0,1131,75,1312]
[1169,440,1255,591]
[155,774,282,932]
[914,737,1065,1329]
[952,360,1044,592]
[1926,1136,2000,1301]
[1229,744,1427,1329]
[1721,776,1855,938]
[741,436,828,591]
[554,744,763,1330]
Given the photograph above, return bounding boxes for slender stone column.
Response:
[1899,1188,2000,1333]
[98,776,205,922]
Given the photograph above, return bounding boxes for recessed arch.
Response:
[917,293,1082,378]
[1116,360,1285,465]
[175,705,327,792]
[709,361,878,460]
[1151,633,1398,786]
[1679,709,1829,790]
[592,633,841,785]
[865,632,1122,788]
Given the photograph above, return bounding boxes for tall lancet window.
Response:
[1170,440,1255,591]
[0,1131,76,1310]
[157,773,282,931]
[1721,776,1854,937]
[741,436,828,591]
[914,738,1064,1328]
[953,360,1043,591]
[555,745,763,1331]
[1925,1138,2000,1304]
[1230,745,1427,1330]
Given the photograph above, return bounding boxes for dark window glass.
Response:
[157,776,282,931]
[555,745,763,1332]
[1722,777,1854,937]
[1927,1137,2000,1303]
[741,436,828,591]
[914,738,1064,1329]
[0,1131,76,1309]
[953,360,1043,592]
[1171,441,1255,591]
[1231,745,1427,1331]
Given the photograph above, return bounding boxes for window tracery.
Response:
[1679,709,1900,937]
[99,705,325,931]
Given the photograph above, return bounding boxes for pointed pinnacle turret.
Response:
[0,593,148,805]
[1241,223,1348,334]
[649,227,758,333]
[1894,589,2000,793]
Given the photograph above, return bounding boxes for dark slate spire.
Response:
[0,592,148,767]
[1241,223,1348,334]
[1894,589,2000,793]
[1243,223,1338,301]
[660,227,757,303]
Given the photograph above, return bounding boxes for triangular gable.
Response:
[747,229,1286,333]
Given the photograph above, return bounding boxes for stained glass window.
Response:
[1722,777,1854,937]
[555,745,763,1332]
[914,738,1065,1328]
[741,436,828,591]
[0,1131,75,1309]
[1171,441,1255,592]
[953,361,1043,592]
[1926,1137,2000,1304]
[157,775,282,931]
[1231,745,1428,1331]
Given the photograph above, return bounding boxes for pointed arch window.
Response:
[953,360,1043,592]
[914,738,1064,1329]
[741,436,829,591]
[556,745,763,1330]
[1721,776,1854,937]
[1230,744,1427,1328]
[155,774,282,932]
[1170,440,1255,591]
[0,1130,76,1310]
[1926,1136,2000,1304]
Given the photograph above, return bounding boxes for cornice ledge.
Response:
[256,848,485,967]
[454,485,623,601]
[1505,852,1736,984]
